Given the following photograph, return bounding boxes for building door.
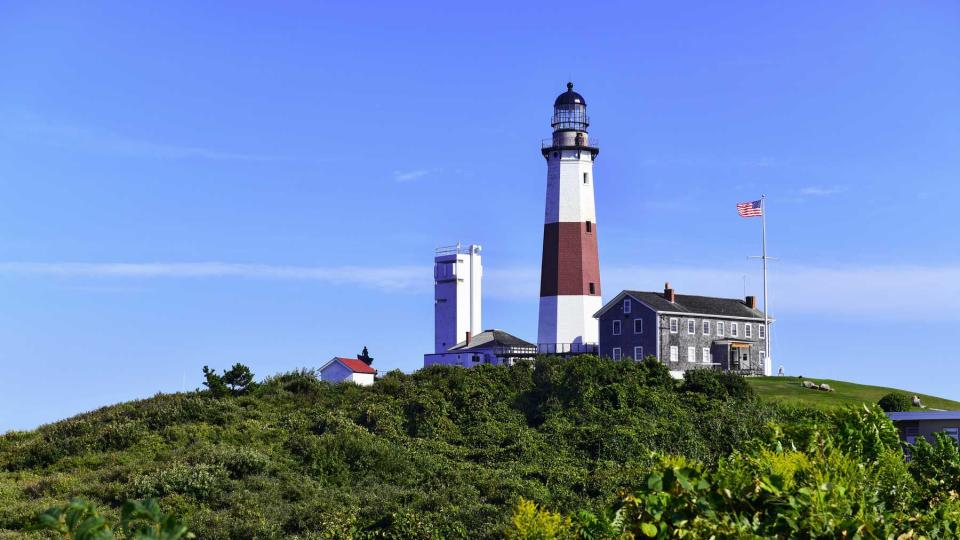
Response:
[730,345,750,370]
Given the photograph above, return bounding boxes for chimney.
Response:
[745,295,756,309]
[664,282,675,303]
[465,331,471,345]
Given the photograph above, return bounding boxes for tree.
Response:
[222,363,256,395]
[202,364,255,397]
[201,366,228,398]
[878,392,912,412]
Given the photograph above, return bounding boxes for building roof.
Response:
[322,357,377,374]
[887,411,960,422]
[594,290,767,320]
[554,82,586,107]
[448,329,536,352]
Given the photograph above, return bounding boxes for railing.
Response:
[435,243,480,256]
[541,137,599,149]
[537,342,599,355]
[491,345,539,357]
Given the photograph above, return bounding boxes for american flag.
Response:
[736,199,763,217]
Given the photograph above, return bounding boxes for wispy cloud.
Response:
[799,186,844,197]
[393,168,435,182]
[4,261,958,321]
[0,262,428,292]
[0,112,284,162]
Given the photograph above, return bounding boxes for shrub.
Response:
[878,392,912,412]
[30,498,193,539]
[130,463,228,501]
[680,370,755,401]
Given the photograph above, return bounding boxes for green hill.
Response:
[2,359,960,539]
[0,358,809,539]
[747,376,960,411]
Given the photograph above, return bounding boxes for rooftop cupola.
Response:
[551,82,589,132]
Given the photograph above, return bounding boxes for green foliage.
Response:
[201,363,256,397]
[504,499,573,540]
[3,357,956,539]
[878,391,913,412]
[30,498,193,540]
[909,433,960,502]
[507,403,960,539]
[679,369,755,401]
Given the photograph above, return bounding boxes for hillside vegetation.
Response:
[1,358,959,539]
[748,376,960,410]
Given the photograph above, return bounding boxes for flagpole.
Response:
[761,195,770,375]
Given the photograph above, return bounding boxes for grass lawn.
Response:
[747,376,960,411]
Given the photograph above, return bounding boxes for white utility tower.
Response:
[433,243,482,353]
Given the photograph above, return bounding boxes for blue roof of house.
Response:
[887,411,960,421]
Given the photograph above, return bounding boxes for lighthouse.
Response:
[537,82,602,354]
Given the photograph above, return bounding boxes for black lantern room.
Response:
[551,82,589,132]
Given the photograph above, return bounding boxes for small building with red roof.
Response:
[319,357,377,386]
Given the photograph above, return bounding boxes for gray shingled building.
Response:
[594,283,771,378]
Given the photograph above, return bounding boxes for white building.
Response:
[424,329,537,368]
[319,357,377,386]
[432,243,482,354]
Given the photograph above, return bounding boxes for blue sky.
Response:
[1,2,958,431]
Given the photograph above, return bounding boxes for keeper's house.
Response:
[594,283,770,378]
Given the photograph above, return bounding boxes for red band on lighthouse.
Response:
[540,222,601,297]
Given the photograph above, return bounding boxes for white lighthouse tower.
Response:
[537,83,602,354]
[432,243,482,354]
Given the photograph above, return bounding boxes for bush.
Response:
[878,392,912,412]
[680,370,755,401]
[31,498,193,539]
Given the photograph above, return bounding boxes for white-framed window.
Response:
[702,347,711,364]
[759,324,766,340]
[612,347,621,361]
[745,324,752,338]
[669,318,679,333]
[633,346,643,360]
[759,350,766,366]
[702,320,710,335]
[717,322,725,337]
[634,318,643,334]
[669,346,678,362]
[687,319,696,335]
[687,346,695,362]
[945,428,959,443]
[612,320,622,335]
[731,322,739,337]
[624,299,631,314]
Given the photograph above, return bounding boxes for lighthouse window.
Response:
[589,282,596,295]
[583,172,589,184]
[586,221,592,233]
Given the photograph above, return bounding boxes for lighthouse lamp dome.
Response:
[551,82,589,132]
